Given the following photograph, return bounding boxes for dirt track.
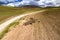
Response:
[1,10,60,40]
[0,10,44,32]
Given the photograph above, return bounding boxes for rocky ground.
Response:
[1,10,60,40]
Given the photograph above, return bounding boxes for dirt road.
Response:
[0,10,45,32]
[1,10,60,40]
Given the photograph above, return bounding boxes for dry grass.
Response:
[0,6,41,23]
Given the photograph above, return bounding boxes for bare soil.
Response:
[1,11,60,40]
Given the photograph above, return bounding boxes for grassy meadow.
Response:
[0,6,41,24]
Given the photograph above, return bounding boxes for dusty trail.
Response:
[1,10,60,40]
[0,10,45,32]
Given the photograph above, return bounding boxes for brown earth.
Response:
[1,10,60,40]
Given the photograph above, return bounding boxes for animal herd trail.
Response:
[0,10,45,32]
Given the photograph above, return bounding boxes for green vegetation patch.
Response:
[0,21,19,39]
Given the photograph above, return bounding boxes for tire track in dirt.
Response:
[1,10,60,40]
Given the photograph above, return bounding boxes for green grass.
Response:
[0,21,19,39]
[0,6,41,23]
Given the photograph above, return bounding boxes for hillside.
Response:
[0,6,41,24]
[1,8,60,40]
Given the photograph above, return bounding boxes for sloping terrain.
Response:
[1,9,60,40]
[0,6,41,24]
